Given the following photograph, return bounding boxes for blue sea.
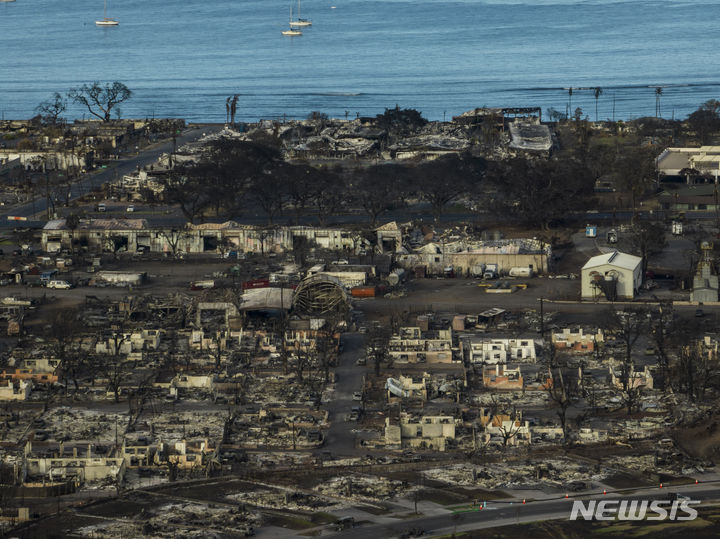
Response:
[1,0,720,123]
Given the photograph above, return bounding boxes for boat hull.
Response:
[96,19,119,26]
[289,20,312,27]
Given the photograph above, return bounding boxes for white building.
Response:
[463,338,536,364]
[581,251,642,301]
[656,146,720,182]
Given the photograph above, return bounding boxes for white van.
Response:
[47,280,71,289]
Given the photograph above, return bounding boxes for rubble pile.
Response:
[604,453,706,477]
[315,474,408,501]
[227,488,338,511]
[422,460,608,491]
[76,501,258,538]
[149,411,226,440]
[39,407,128,442]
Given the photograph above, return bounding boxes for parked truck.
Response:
[483,264,498,279]
[508,266,533,278]
[470,264,486,278]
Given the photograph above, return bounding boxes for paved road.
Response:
[354,278,717,318]
[328,484,720,538]
[318,333,367,457]
[1,124,222,221]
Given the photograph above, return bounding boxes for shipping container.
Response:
[351,286,376,298]
[190,280,215,291]
[242,278,270,290]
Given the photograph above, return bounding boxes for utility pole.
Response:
[539,297,545,340]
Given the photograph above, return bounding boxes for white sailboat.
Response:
[96,0,118,26]
[289,0,312,27]
[282,5,302,35]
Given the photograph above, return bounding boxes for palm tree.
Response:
[225,96,231,124]
[567,87,573,120]
[655,87,663,118]
[594,87,603,122]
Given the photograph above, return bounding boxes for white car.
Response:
[47,280,71,289]
[126,205,135,212]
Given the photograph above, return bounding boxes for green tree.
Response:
[375,106,427,136]
[687,99,720,145]
[68,81,132,122]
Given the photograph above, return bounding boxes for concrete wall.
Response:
[581,263,640,300]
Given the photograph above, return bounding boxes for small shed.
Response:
[581,251,642,301]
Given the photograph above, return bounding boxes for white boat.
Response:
[289,0,312,27]
[282,5,302,35]
[96,0,118,26]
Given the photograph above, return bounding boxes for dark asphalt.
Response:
[319,333,367,457]
[328,485,720,538]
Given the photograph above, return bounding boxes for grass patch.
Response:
[658,474,697,486]
[429,505,720,538]
[395,512,424,519]
[263,514,316,530]
[415,487,466,505]
[353,503,392,515]
[604,472,656,489]
[450,486,512,500]
[309,512,337,525]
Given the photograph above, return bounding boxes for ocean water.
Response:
[1,0,720,122]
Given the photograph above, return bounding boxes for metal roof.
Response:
[582,251,641,272]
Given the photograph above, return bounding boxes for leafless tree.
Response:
[68,81,132,122]
[104,327,132,403]
[35,92,67,125]
[602,307,647,414]
[670,320,717,403]
[49,309,85,394]
[497,406,524,447]
[648,303,675,390]
[367,324,391,376]
[159,227,191,257]
[546,366,581,443]
[230,95,239,125]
